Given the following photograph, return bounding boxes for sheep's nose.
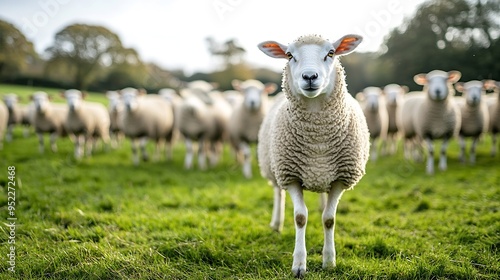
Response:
[435,89,441,98]
[302,72,318,81]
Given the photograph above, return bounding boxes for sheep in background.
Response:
[0,101,7,149]
[106,91,125,149]
[397,91,425,161]
[382,84,407,155]
[223,90,244,109]
[454,80,489,164]
[402,70,462,175]
[120,87,175,165]
[62,89,110,159]
[159,88,183,143]
[356,86,388,161]
[177,82,232,170]
[3,93,34,141]
[258,34,369,276]
[31,91,68,153]
[485,80,500,156]
[229,79,277,178]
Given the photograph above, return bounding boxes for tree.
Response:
[45,24,141,89]
[0,19,37,81]
[380,0,500,89]
[205,37,246,70]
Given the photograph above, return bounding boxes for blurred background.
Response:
[0,0,499,94]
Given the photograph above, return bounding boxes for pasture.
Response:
[0,84,499,279]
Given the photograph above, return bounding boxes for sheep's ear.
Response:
[59,90,66,98]
[414,74,427,85]
[454,82,465,93]
[258,41,288,59]
[448,71,461,83]
[332,34,363,56]
[231,79,242,91]
[401,85,409,93]
[81,91,88,99]
[138,88,147,95]
[355,92,365,102]
[29,95,34,101]
[264,83,277,94]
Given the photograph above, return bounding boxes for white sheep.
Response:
[158,88,183,143]
[229,79,277,178]
[106,91,125,148]
[62,89,111,159]
[0,101,8,149]
[396,91,426,161]
[257,34,369,277]
[177,82,232,170]
[120,87,175,165]
[485,80,500,156]
[382,84,407,155]
[3,93,34,141]
[31,91,68,153]
[401,70,462,175]
[356,86,388,161]
[454,80,489,164]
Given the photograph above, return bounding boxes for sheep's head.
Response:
[120,87,145,112]
[383,84,407,106]
[31,91,50,114]
[3,93,18,111]
[232,79,277,111]
[62,89,86,112]
[358,87,383,112]
[414,70,461,101]
[106,91,122,112]
[258,34,362,99]
[455,80,485,107]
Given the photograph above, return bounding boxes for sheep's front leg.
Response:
[198,139,207,170]
[50,132,58,152]
[74,134,84,159]
[458,135,466,163]
[131,138,139,165]
[184,139,194,169]
[6,125,13,142]
[240,142,252,178]
[425,138,434,175]
[38,133,45,153]
[140,137,149,161]
[85,136,93,157]
[287,182,308,278]
[469,137,478,164]
[322,182,345,269]
[439,138,450,171]
[270,185,285,232]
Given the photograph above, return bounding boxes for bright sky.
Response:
[0,0,427,74]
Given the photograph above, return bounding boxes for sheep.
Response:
[61,89,111,159]
[454,80,490,164]
[3,93,34,141]
[159,88,183,143]
[228,79,277,178]
[257,34,369,277]
[485,80,500,156]
[396,91,426,161]
[177,82,232,170]
[106,91,125,148]
[356,86,388,161]
[0,101,7,149]
[400,70,462,175]
[31,91,68,153]
[381,84,407,155]
[119,87,175,165]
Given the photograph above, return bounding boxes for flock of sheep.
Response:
[356,71,500,175]
[1,32,500,277]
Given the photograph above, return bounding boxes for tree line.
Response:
[0,0,498,94]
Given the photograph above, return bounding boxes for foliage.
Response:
[0,84,499,279]
[0,19,38,82]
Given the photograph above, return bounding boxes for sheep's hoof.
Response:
[292,267,306,279]
[269,223,282,233]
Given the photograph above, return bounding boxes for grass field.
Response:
[0,84,499,279]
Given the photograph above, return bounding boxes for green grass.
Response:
[1,84,499,279]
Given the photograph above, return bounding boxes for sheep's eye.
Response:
[286,52,293,60]
[327,50,335,57]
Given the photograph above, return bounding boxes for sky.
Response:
[0,0,428,74]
